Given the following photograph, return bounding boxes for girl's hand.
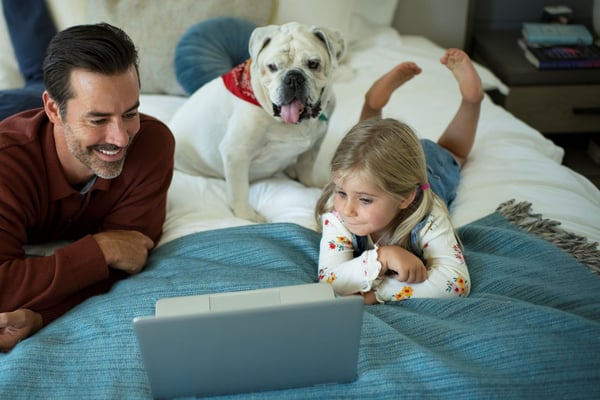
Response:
[377,245,428,283]
[362,291,379,305]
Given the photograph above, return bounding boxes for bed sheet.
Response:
[1,212,599,399]
[139,29,600,247]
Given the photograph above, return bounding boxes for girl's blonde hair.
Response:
[315,117,453,249]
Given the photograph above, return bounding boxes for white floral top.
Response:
[318,202,470,302]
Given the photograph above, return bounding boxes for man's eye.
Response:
[91,119,106,125]
[124,112,138,119]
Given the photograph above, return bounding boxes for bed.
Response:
[1,1,599,399]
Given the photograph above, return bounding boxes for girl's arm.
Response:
[317,212,382,296]
[374,206,470,302]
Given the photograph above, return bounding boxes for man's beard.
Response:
[64,125,128,179]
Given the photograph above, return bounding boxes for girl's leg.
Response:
[360,62,421,122]
[436,49,484,167]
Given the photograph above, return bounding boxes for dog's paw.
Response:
[234,206,267,223]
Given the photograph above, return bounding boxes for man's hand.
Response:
[377,245,428,283]
[93,230,154,274]
[0,309,43,352]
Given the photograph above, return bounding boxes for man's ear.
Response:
[398,189,417,210]
[42,91,62,126]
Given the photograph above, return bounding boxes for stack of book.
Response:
[519,23,600,69]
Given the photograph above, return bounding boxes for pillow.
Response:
[271,0,354,42]
[0,5,24,90]
[175,17,257,95]
[0,0,88,90]
[271,0,398,44]
[87,0,274,95]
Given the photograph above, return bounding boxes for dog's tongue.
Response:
[280,100,304,124]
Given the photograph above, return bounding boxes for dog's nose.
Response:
[284,71,305,88]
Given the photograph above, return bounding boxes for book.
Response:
[522,23,593,46]
[518,38,600,69]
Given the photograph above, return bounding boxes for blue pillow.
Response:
[174,17,256,95]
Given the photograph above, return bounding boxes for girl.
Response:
[315,49,483,304]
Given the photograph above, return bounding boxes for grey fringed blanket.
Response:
[1,203,599,399]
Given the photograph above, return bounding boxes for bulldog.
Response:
[169,22,345,222]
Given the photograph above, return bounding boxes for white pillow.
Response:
[272,0,398,44]
[272,0,355,41]
[87,0,274,95]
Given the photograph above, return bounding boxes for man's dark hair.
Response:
[42,23,140,116]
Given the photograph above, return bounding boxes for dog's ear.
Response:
[249,25,279,60]
[312,27,346,67]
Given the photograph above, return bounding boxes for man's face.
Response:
[49,66,141,182]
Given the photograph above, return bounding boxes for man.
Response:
[0,23,175,352]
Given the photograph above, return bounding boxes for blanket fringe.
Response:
[496,199,600,275]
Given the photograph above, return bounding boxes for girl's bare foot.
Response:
[440,49,483,104]
[365,62,422,111]
[360,62,421,121]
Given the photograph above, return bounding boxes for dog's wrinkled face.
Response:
[249,22,345,124]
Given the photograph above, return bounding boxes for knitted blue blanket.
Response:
[1,211,599,399]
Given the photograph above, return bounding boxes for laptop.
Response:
[133,283,364,399]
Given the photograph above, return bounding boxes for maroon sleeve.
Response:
[0,232,110,324]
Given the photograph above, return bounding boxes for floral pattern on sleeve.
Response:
[328,236,353,252]
[446,275,469,296]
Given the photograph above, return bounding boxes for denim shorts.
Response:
[420,139,460,208]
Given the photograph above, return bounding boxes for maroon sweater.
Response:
[0,109,175,325]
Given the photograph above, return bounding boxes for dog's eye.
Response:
[268,63,277,72]
[307,60,320,70]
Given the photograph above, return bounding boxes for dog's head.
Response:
[249,22,345,124]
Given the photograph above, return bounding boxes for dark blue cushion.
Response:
[0,0,54,120]
[0,84,44,121]
[174,17,256,95]
[2,0,56,84]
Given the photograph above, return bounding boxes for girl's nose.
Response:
[342,199,357,217]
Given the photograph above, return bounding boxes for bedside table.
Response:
[471,30,600,135]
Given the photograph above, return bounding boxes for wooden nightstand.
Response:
[471,30,600,135]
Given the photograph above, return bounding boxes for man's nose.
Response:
[106,120,130,147]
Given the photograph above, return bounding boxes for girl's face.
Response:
[333,173,413,242]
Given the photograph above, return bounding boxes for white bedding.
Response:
[138,28,600,248]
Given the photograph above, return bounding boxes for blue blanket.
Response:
[1,212,600,399]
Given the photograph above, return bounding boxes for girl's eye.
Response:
[359,198,373,205]
[336,190,347,198]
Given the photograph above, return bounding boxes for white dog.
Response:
[169,22,345,221]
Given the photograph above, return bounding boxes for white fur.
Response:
[169,22,345,221]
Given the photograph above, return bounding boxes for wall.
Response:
[391,0,595,50]
[471,0,594,31]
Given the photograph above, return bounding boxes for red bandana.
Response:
[221,59,260,107]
